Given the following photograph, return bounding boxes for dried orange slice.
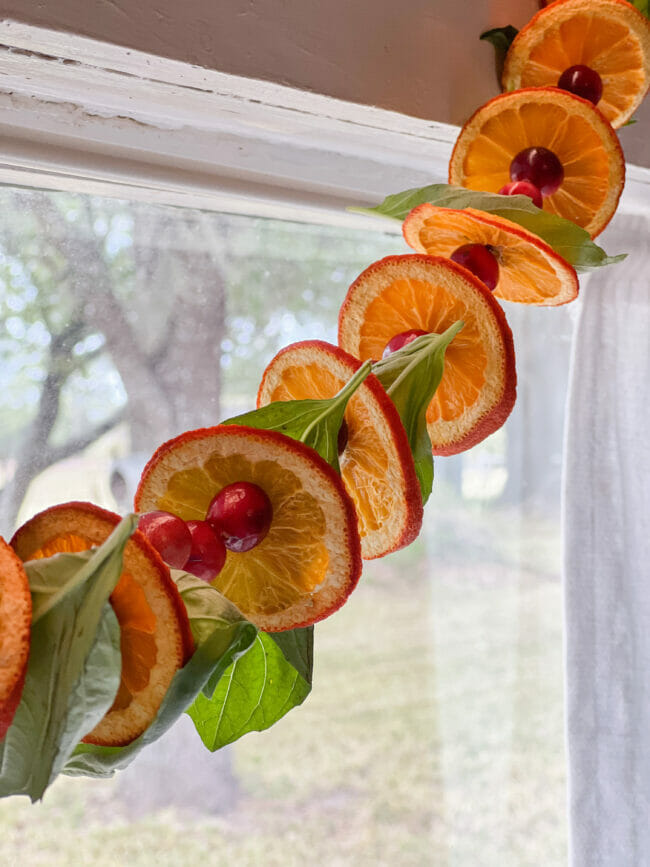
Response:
[403,204,579,305]
[257,341,423,560]
[448,87,625,238]
[11,502,193,747]
[503,0,650,129]
[338,255,517,456]
[135,425,362,632]
[0,538,31,740]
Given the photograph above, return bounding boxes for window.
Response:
[0,188,572,864]
[3,21,647,865]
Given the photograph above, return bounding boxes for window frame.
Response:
[0,20,455,230]
[1,21,648,225]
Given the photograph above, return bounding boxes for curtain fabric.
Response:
[564,214,650,867]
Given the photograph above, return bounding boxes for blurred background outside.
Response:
[0,189,573,866]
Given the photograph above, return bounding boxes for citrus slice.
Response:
[503,0,650,129]
[257,340,423,560]
[338,255,517,456]
[448,87,625,238]
[0,538,31,741]
[10,502,193,747]
[134,425,362,632]
[402,204,579,305]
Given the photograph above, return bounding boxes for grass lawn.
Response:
[0,509,567,866]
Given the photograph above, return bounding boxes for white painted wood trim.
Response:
[0,21,460,227]
[0,20,647,224]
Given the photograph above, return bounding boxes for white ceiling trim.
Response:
[0,20,647,222]
[0,21,458,225]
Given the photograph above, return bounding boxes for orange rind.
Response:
[0,538,31,741]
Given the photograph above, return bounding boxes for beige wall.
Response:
[0,0,648,165]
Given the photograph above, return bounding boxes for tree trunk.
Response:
[1,196,228,528]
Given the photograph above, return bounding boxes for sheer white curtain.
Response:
[564,213,650,867]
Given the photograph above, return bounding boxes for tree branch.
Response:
[44,408,127,468]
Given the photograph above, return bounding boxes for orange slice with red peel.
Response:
[135,425,362,632]
[403,204,579,306]
[503,0,650,129]
[11,502,193,747]
[448,87,625,238]
[338,255,517,456]
[0,538,31,741]
[257,340,423,560]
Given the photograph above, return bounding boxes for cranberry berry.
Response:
[138,510,192,569]
[338,418,349,455]
[450,244,500,291]
[498,180,543,209]
[558,65,603,106]
[207,481,273,553]
[184,520,227,582]
[382,329,428,359]
[510,146,564,197]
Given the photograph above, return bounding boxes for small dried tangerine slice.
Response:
[503,0,650,129]
[134,425,362,632]
[338,254,517,456]
[11,501,193,747]
[0,538,31,740]
[403,204,579,306]
[448,87,625,238]
[257,340,423,560]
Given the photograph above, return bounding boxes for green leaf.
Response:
[480,25,519,83]
[223,360,372,472]
[353,184,626,272]
[172,570,257,697]
[629,0,648,19]
[65,572,257,778]
[173,574,313,751]
[622,116,639,126]
[372,323,464,503]
[268,627,313,686]
[187,628,313,751]
[0,515,137,801]
[172,569,248,649]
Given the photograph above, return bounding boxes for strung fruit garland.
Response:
[0,0,648,802]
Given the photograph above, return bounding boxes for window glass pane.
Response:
[0,189,570,865]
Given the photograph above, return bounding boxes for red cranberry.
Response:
[338,418,349,455]
[558,65,603,105]
[498,180,544,209]
[207,481,273,553]
[382,329,428,359]
[510,146,564,196]
[184,520,227,582]
[450,244,500,291]
[138,511,192,569]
